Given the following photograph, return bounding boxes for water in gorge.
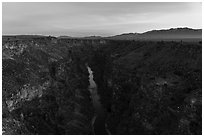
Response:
[87,65,109,135]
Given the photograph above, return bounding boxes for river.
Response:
[87,65,110,135]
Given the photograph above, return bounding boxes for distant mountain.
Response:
[82,36,102,39]
[3,35,46,39]
[57,35,103,40]
[107,28,202,41]
[107,33,139,40]
[3,27,202,41]
[58,35,72,39]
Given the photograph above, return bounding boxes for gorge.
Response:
[2,34,202,135]
[87,65,109,135]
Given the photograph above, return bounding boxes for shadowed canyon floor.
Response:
[87,65,109,135]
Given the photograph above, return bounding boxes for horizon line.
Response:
[2,26,202,38]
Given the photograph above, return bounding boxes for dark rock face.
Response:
[89,40,202,135]
[2,37,95,135]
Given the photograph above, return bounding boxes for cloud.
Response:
[2,2,202,36]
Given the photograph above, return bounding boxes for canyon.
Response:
[2,28,202,135]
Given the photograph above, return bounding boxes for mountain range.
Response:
[3,27,202,41]
[57,27,202,41]
[107,27,202,40]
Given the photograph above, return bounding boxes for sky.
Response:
[2,2,202,37]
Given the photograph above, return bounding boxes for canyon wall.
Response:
[2,37,99,134]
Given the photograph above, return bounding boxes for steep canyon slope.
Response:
[2,36,103,134]
[89,40,202,135]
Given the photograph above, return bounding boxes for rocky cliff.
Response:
[2,36,97,134]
